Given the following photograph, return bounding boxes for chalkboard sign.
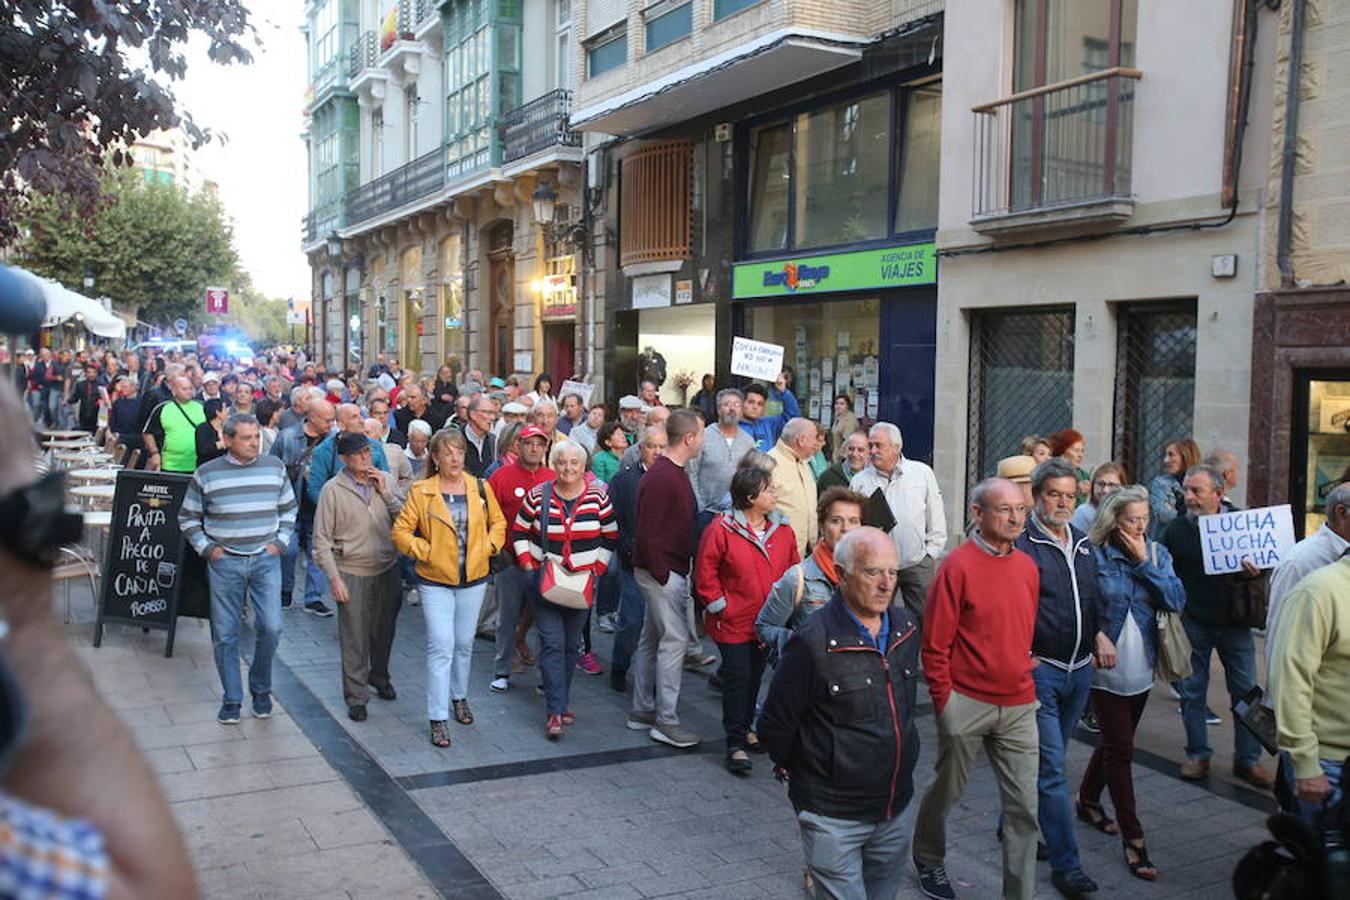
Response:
[94,470,194,656]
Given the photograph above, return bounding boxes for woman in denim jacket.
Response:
[1078,485,1186,883]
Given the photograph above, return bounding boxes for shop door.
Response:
[1291,369,1350,538]
[489,253,514,377]
[544,324,575,382]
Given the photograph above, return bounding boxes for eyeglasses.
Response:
[985,505,1030,517]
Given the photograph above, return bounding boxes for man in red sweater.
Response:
[486,426,555,692]
[912,478,1040,900]
[628,409,704,748]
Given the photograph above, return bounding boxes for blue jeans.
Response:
[207,552,283,705]
[1295,758,1345,830]
[419,581,487,719]
[610,567,645,673]
[282,511,328,604]
[1179,617,1260,768]
[531,593,585,716]
[1032,663,1094,874]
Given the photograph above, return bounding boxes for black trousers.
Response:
[717,640,767,752]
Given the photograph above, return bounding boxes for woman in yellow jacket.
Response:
[393,429,507,748]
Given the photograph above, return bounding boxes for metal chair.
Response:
[52,546,99,625]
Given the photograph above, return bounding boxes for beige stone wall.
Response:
[1261,0,1350,288]
[932,0,1279,534]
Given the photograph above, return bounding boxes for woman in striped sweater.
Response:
[513,439,619,738]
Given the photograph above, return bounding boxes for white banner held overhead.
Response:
[730,337,785,381]
[558,379,596,408]
[1200,504,1296,575]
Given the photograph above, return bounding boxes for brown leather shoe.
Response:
[1234,763,1274,789]
[1180,757,1210,780]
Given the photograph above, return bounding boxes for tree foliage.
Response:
[16,167,239,326]
[0,1,255,243]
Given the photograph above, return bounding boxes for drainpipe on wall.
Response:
[1276,0,1306,287]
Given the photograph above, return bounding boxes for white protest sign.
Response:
[730,337,785,381]
[1200,504,1296,575]
[558,379,596,407]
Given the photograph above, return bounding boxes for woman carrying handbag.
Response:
[512,439,618,739]
[392,429,507,749]
[1078,486,1187,882]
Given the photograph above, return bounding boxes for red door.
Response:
[544,323,575,382]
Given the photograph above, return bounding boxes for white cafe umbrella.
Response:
[12,266,126,340]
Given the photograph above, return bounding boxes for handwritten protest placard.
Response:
[558,379,596,408]
[730,337,785,381]
[1200,504,1296,575]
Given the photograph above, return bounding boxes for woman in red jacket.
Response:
[695,465,799,774]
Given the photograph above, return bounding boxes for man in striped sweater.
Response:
[179,412,298,725]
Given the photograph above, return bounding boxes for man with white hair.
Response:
[850,422,946,624]
[768,418,820,558]
[531,399,568,446]
[688,389,755,514]
[279,384,321,432]
[760,526,921,900]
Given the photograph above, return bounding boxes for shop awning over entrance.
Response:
[569,29,869,136]
[12,267,127,340]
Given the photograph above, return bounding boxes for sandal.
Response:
[560,710,576,726]
[452,699,474,725]
[744,731,767,754]
[1075,799,1120,835]
[429,720,451,748]
[1123,841,1158,881]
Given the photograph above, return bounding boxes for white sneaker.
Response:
[489,677,509,693]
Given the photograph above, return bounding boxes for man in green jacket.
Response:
[143,375,206,473]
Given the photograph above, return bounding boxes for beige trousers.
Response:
[913,690,1040,900]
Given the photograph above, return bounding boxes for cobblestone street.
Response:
[68,577,1276,900]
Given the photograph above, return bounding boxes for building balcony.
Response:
[348,30,390,105]
[572,0,942,135]
[346,146,445,227]
[413,0,442,42]
[501,90,582,167]
[376,0,427,81]
[302,199,346,251]
[971,67,1141,237]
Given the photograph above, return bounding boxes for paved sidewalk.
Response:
[64,598,438,900]
[61,573,1274,900]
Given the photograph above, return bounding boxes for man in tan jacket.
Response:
[313,431,404,721]
[769,418,820,558]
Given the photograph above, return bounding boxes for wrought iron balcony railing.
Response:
[347,30,377,79]
[972,67,1141,220]
[501,89,580,165]
[346,147,445,227]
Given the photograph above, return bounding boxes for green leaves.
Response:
[0,1,257,243]
[15,168,239,328]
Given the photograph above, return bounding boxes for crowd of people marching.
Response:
[20,342,1349,900]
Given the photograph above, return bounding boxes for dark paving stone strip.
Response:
[272,657,505,900]
[398,742,717,791]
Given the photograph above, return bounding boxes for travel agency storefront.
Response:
[731,242,937,462]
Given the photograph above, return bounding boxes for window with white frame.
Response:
[556,0,573,89]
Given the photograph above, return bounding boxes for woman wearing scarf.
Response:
[756,487,867,659]
[695,466,800,775]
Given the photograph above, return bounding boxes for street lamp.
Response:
[326,232,343,259]
[531,179,558,226]
[82,266,95,294]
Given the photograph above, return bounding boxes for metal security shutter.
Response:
[587,0,627,36]
[966,306,1076,493]
[1112,300,1197,484]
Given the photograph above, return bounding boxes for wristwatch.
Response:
[0,472,86,569]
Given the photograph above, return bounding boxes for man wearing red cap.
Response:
[487,425,555,691]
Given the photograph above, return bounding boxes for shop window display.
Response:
[742,297,883,426]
